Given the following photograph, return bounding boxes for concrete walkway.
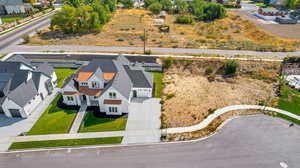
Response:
[122,98,161,144]
[69,104,87,134]
[163,105,300,134]
[0,88,60,151]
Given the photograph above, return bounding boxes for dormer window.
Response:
[81,82,88,86]
[109,92,116,99]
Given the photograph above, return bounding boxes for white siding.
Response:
[37,74,50,98]
[20,63,34,71]
[88,73,104,89]
[98,87,129,114]
[23,94,42,116]
[2,98,26,118]
[132,88,152,98]
[51,72,57,87]
[63,95,80,106]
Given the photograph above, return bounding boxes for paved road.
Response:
[1,115,300,168]
[2,44,300,56]
[0,12,54,51]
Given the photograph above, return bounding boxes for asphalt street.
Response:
[0,13,54,51]
[1,115,300,168]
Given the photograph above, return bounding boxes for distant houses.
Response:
[0,0,26,15]
[282,57,300,90]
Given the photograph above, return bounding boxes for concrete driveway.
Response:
[122,98,161,144]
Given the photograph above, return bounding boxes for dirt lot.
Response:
[238,11,300,40]
[161,59,280,128]
[29,9,300,51]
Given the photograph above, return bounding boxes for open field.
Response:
[9,137,123,150]
[27,95,78,135]
[29,9,300,52]
[161,59,280,128]
[55,68,77,88]
[80,112,127,132]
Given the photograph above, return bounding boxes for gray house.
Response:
[0,0,26,15]
[62,56,153,115]
[0,55,57,118]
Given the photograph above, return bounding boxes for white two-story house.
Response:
[62,56,153,115]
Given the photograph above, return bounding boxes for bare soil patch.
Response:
[29,9,300,51]
[161,59,280,128]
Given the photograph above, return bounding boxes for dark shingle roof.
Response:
[36,62,54,77]
[7,79,38,107]
[123,65,152,88]
[6,55,32,67]
[78,59,117,73]
[0,0,23,5]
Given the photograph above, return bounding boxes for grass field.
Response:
[2,17,24,23]
[9,137,123,150]
[27,95,77,135]
[277,83,300,116]
[151,72,163,98]
[80,112,127,132]
[55,68,77,88]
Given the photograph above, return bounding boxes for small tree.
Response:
[121,0,134,8]
[176,15,194,24]
[149,2,162,15]
[160,0,174,12]
[162,57,174,69]
[174,0,188,14]
[224,60,239,75]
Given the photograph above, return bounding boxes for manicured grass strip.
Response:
[27,95,77,135]
[55,68,77,88]
[80,112,127,132]
[151,72,163,98]
[2,17,24,23]
[277,113,300,125]
[9,137,123,150]
[277,99,300,116]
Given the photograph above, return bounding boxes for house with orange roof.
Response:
[62,56,153,115]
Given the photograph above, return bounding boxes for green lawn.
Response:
[276,83,300,115]
[9,137,123,150]
[80,112,127,132]
[151,72,163,98]
[2,17,25,23]
[27,95,77,135]
[55,68,77,88]
[275,82,300,124]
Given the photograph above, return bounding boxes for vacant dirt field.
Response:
[161,59,280,128]
[29,9,300,51]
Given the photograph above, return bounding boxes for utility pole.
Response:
[143,28,146,53]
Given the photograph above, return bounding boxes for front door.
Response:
[133,90,137,97]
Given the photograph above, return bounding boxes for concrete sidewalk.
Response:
[69,104,87,134]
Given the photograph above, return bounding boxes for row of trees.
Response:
[51,0,116,33]
[145,0,226,21]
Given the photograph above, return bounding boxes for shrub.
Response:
[190,0,226,21]
[224,60,239,75]
[144,50,152,55]
[162,57,174,69]
[149,2,162,14]
[22,34,31,44]
[175,15,194,24]
[205,66,214,75]
[121,0,134,8]
[116,38,124,41]
[166,93,175,99]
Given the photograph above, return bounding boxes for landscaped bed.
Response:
[151,72,163,98]
[80,111,127,132]
[1,17,25,23]
[9,137,123,150]
[27,95,78,135]
[28,9,300,52]
[55,68,77,88]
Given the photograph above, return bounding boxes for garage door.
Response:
[9,109,22,118]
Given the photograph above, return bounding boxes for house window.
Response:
[93,96,98,99]
[81,82,88,86]
[109,107,118,113]
[92,81,98,88]
[67,96,74,101]
[109,92,116,99]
